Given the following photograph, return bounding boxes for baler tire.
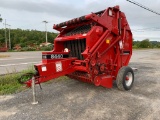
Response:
[116,66,134,91]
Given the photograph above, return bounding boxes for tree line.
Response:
[133,39,160,48]
[0,28,57,49]
[0,28,160,50]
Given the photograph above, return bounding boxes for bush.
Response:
[21,47,36,51]
[132,45,138,49]
[138,39,152,48]
[40,45,53,51]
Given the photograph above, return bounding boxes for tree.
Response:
[0,14,2,22]
[0,28,57,49]
[138,39,152,48]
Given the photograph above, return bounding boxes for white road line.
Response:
[0,57,40,61]
[0,62,40,67]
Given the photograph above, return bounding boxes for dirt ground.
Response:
[0,49,160,120]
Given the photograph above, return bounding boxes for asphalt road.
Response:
[0,49,160,120]
[0,51,42,75]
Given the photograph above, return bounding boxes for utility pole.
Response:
[42,21,48,43]
[3,20,11,49]
[7,24,11,49]
[4,19,7,48]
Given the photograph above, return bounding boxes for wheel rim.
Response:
[125,72,133,87]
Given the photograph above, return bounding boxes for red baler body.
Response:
[26,6,132,88]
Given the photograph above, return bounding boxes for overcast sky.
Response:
[1,0,160,41]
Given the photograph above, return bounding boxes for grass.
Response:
[0,66,35,95]
[0,66,69,95]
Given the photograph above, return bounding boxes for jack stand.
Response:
[31,76,38,105]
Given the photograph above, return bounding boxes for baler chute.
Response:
[25,5,134,90]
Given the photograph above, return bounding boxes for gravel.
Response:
[0,49,160,120]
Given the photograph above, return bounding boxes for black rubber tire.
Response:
[116,66,134,91]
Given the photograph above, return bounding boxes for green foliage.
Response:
[133,41,139,49]
[40,44,53,51]
[21,47,36,51]
[0,28,57,49]
[132,39,160,49]
[156,44,160,48]
[19,42,27,47]
[0,14,2,22]
[0,67,35,95]
[138,39,152,48]
[0,17,2,22]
